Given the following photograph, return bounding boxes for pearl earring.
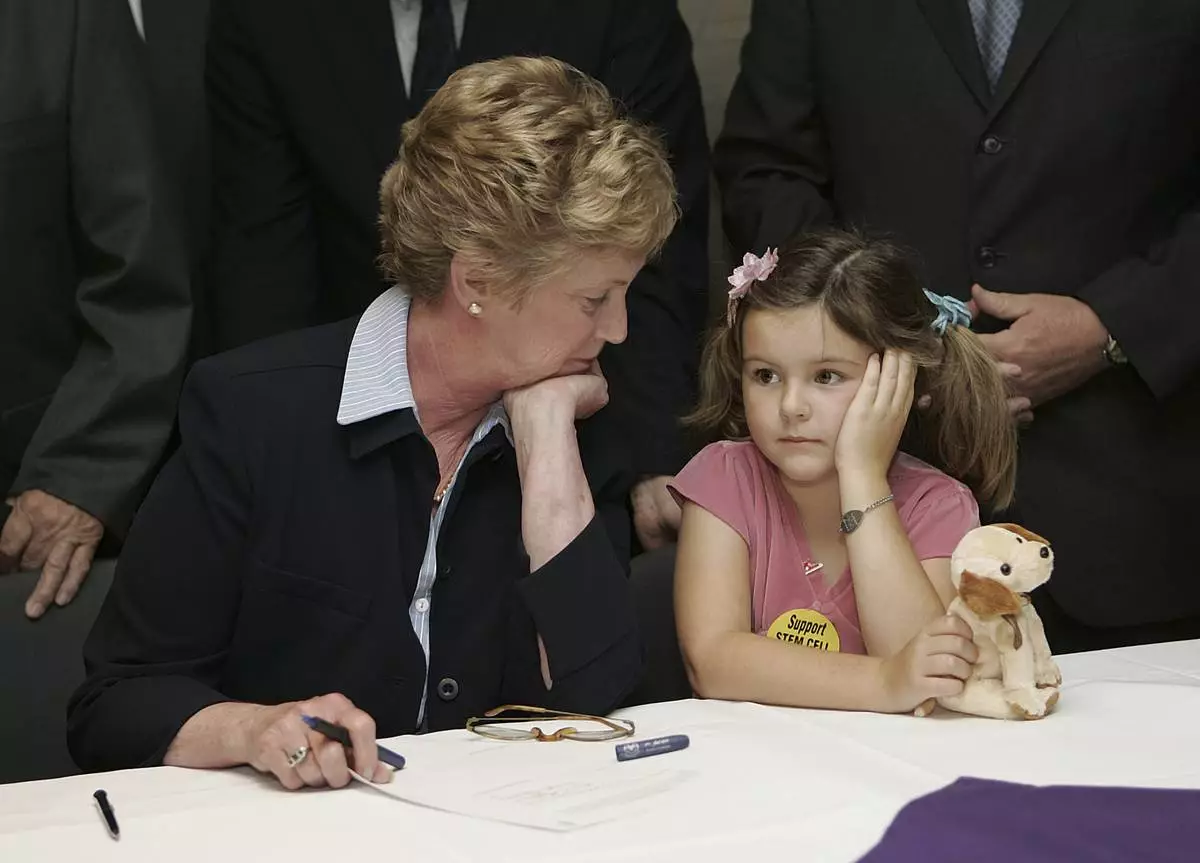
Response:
[468,302,483,317]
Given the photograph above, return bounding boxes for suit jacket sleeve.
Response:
[713,0,834,254]
[597,0,711,477]
[1075,204,1200,400]
[206,0,321,350]
[67,360,250,772]
[504,419,642,714]
[10,0,191,537]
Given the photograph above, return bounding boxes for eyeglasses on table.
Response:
[466,704,635,742]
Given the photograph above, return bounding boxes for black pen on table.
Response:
[93,789,119,840]
[301,714,406,770]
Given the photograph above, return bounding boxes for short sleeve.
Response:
[668,442,756,545]
[904,480,981,562]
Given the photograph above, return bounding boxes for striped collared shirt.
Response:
[337,287,510,724]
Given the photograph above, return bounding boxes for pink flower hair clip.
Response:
[726,247,779,327]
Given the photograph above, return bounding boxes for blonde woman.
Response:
[68,57,678,790]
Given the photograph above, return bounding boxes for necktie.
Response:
[409,0,458,112]
[968,0,1024,91]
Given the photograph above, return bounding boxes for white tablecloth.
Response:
[2,640,1198,862]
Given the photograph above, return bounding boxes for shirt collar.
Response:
[337,288,511,444]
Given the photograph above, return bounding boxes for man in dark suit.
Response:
[131,0,213,360]
[205,0,711,550]
[715,0,1200,651]
[0,0,191,618]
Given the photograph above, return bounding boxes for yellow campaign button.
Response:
[766,608,841,652]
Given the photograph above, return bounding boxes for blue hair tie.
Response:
[923,289,972,335]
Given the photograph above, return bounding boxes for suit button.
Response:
[436,677,459,701]
[977,246,997,268]
[981,135,1003,154]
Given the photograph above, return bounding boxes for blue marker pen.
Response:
[301,714,406,770]
[615,734,690,762]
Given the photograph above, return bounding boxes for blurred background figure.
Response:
[0,0,191,619]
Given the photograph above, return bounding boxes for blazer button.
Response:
[981,135,1003,155]
[976,246,997,268]
[437,677,460,702]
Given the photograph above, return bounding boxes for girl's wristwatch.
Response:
[839,493,895,535]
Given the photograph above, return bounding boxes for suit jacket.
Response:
[0,0,191,536]
[67,321,641,772]
[206,0,711,477]
[715,0,1200,627]
[141,0,213,360]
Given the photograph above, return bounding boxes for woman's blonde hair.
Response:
[689,230,1018,509]
[378,56,679,301]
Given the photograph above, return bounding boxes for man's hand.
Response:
[631,475,681,551]
[0,490,104,619]
[972,285,1109,410]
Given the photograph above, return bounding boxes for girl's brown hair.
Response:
[689,229,1017,509]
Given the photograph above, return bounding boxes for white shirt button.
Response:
[414,597,430,613]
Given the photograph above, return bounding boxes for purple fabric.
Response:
[860,777,1200,862]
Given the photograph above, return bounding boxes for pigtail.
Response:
[916,325,1017,510]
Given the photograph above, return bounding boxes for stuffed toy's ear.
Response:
[992,523,1050,546]
[959,570,1024,617]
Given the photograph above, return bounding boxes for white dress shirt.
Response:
[127,0,145,39]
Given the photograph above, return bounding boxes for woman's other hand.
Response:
[242,693,392,790]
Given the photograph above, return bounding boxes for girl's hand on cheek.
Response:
[834,349,916,482]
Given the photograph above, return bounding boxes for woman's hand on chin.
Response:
[503,360,609,424]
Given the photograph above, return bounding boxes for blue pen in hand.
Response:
[300,714,406,770]
[615,734,690,762]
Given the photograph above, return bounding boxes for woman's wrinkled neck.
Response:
[406,297,503,437]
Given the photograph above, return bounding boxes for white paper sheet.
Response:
[352,759,698,830]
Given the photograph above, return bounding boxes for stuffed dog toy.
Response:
[917,523,1062,720]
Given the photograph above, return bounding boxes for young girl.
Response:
[672,230,1017,714]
